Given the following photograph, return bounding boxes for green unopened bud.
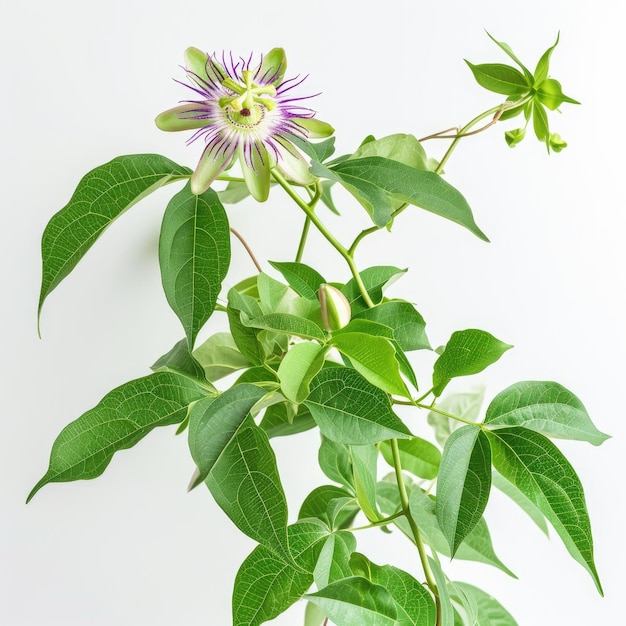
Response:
[319,284,351,332]
[549,132,567,152]
[505,127,526,148]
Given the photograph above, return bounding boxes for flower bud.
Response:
[319,284,351,332]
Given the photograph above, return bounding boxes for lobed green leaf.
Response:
[232,519,329,626]
[331,332,410,398]
[311,157,488,241]
[38,154,190,321]
[187,384,266,485]
[379,437,441,480]
[350,553,436,626]
[464,61,530,95]
[487,427,602,593]
[485,380,609,445]
[354,300,430,351]
[159,184,230,348]
[268,261,326,300]
[192,332,252,382]
[28,372,205,501]
[305,576,398,626]
[436,427,492,556]
[205,420,291,563]
[313,531,357,589]
[305,367,412,445]
[432,329,512,396]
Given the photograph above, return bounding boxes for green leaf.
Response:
[159,183,230,348]
[487,427,602,593]
[532,101,550,145]
[268,261,326,300]
[38,154,190,321]
[232,519,328,626]
[319,438,354,489]
[305,367,412,444]
[187,384,266,485]
[536,78,580,111]
[305,577,398,626]
[427,388,485,447]
[277,342,326,403]
[464,62,530,95]
[428,558,455,626]
[492,471,549,536]
[448,582,478,626]
[379,437,441,480]
[288,134,336,163]
[452,582,519,626]
[218,180,251,204]
[299,485,358,529]
[533,33,559,85]
[351,445,381,522]
[304,602,327,626]
[311,158,488,240]
[319,181,341,218]
[205,421,291,562]
[259,402,317,438]
[349,133,429,169]
[241,312,326,342]
[314,531,357,589]
[436,427,492,555]
[335,319,419,392]
[341,266,407,315]
[151,337,209,384]
[485,32,534,84]
[28,373,205,501]
[354,300,430,351]
[192,332,252,382]
[331,332,410,397]
[228,290,264,365]
[485,381,609,445]
[433,329,512,396]
[350,554,437,626]
[377,481,515,575]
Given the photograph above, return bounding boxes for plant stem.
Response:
[435,95,532,174]
[415,402,481,427]
[347,510,405,532]
[295,217,311,262]
[230,227,262,272]
[272,170,374,307]
[390,439,442,625]
[347,204,409,256]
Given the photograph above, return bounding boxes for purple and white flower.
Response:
[156,47,333,201]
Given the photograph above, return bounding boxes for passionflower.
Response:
[156,47,334,201]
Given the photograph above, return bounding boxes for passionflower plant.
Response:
[155,47,334,201]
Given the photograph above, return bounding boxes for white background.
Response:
[1,0,624,624]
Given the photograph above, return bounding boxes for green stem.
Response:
[347,511,405,532]
[216,175,246,183]
[295,217,311,263]
[390,439,442,624]
[348,204,410,256]
[272,170,375,308]
[435,95,532,174]
[415,402,481,427]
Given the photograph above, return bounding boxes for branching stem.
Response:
[272,170,374,307]
[390,439,442,625]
